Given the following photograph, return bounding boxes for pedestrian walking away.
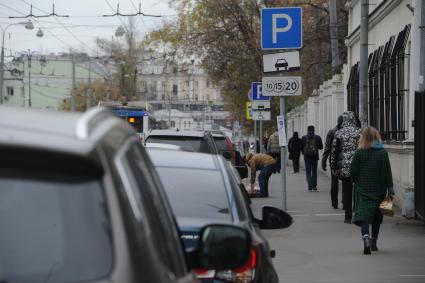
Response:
[322,116,343,209]
[330,111,361,223]
[301,126,323,191]
[351,127,394,255]
[288,132,302,173]
[245,153,277,197]
[267,130,281,173]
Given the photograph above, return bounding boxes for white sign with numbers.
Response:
[262,76,302,96]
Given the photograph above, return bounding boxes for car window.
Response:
[214,137,228,151]
[0,175,112,283]
[155,167,231,222]
[124,143,188,278]
[147,136,210,153]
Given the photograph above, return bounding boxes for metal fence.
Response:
[347,25,410,140]
[414,91,425,221]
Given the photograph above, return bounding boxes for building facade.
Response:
[286,0,425,218]
[136,51,231,130]
[1,53,110,109]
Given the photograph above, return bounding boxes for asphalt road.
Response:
[249,167,425,283]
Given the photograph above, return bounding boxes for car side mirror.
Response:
[222,151,232,160]
[258,206,293,229]
[187,224,251,271]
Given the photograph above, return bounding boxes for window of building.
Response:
[194,81,198,88]
[141,81,147,91]
[206,80,210,88]
[171,121,175,128]
[185,80,189,87]
[6,86,14,96]
[173,84,178,96]
[162,82,167,91]
[347,24,410,141]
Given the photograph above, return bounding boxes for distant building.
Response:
[1,53,111,109]
[136,51,231,130]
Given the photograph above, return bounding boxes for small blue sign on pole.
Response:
[261,7,302,50]
[251,82,270,101]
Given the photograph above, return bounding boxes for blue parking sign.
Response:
[261,7,302,50]
[252,82,270,101]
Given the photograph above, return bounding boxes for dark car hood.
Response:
[178,216,231,249]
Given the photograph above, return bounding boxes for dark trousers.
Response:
[341,178,353,220]
[258,164,275,197]
[361,222,381,239]
[292,157,300,173]
[305,159,318,189]
[330,174,339,208]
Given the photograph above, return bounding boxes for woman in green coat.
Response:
[351,127,394,255]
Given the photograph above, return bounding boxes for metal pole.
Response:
[280,97,287,210]
[86,61,92,110]
[28,54,32,107]
[420,0,425,92]
[168,94,171,127]
[254,120,257,140]
[202,101,205,130]
[329,0,340,73]
[259,119,263,153]
[359,0,369,127]
[0,32,5,104]
[71,58,76,112]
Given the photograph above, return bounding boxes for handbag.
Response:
[379,196,394,217]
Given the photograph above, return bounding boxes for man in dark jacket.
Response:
[330,111,361,223]
[288,132,301,173]
[301,126,323,191]
[322,116,343,209]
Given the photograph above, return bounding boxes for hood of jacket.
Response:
[341,111,357,128]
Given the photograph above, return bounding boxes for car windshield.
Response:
[147,136,210,153]
[0,176,112,283]
[155,167,231,222]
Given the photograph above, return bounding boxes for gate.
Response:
[414,91,425,220]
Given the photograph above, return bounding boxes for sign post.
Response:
[261,6,302,211]
[251,82,270,152]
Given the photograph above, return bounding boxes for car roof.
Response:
[145,143,185,151]
[0,106,134,155]
[147,148,218,170]
[146,129,207,138]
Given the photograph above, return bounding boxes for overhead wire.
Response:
[18,0,98,54]
[104,0,129,33]
[129,0,149,34]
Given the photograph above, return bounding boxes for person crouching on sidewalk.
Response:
[245,153,276,197]
[351,127,394,255]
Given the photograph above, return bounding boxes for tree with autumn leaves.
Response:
[150,0,349,131]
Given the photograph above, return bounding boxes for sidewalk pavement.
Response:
[249,167,425,283]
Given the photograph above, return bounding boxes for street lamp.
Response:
[0,20,36,104]
[115,26,126,37]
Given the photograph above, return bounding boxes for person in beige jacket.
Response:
[245,153,277,197]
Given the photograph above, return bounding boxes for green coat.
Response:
[351,147,393,225]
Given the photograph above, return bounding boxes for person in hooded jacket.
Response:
[288,132,302,173]
[330,111,361,223]
[301,126,323,191]
[322,116,343,209]
[351,127,394,255]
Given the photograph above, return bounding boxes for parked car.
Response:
[208,131,236,164]
[147,148,293,283]
[145,129,219,154]
[0,106,252,283]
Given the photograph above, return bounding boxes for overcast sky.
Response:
[0,0,175,56]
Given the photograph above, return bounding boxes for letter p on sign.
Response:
[262,7,302,50]
[272,14,292,43]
